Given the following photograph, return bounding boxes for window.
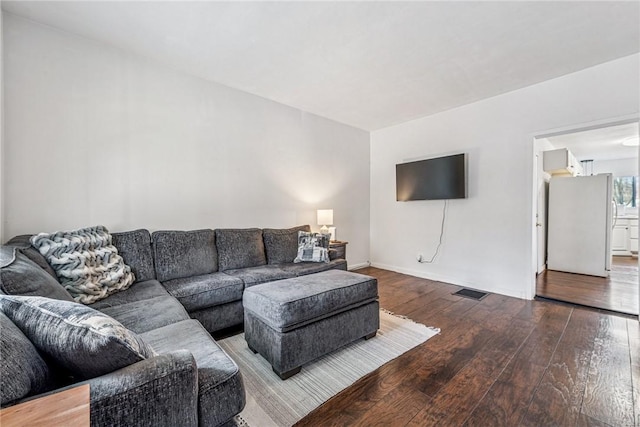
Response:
[613,176,638,208]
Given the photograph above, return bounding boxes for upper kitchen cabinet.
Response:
[543,148,583,176]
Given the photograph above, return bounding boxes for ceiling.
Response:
[3,1,639,131]
[547,122,640,162]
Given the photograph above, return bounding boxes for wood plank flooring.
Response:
[296,267,639,427]
[537,256,639,315]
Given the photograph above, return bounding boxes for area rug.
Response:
[218,309,440,427]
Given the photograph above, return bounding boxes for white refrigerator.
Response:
[547,174,613,277]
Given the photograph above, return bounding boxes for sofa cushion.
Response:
[0,246,74,301]
[0,295,156,380]
[112,229,156,282]
[189,300,244,334]
[97,295,190,334]
[0,311,53,405]
[30,225,136,304]
[278,259,348,276]
[215,228,266,271]
[153,230,217,282]
[89,280,170,310]
[140,320,246,426]
[6,235,58,279]
[223,265,295,288]
[263,225,311,264]
[243,270,378,332]
[163,273,244,312]
[294,231,331,263]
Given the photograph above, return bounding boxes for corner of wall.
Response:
[0,5,5,243]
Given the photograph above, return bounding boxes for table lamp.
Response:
[317,209,333,236]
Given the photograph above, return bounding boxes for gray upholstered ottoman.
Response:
[243,269,379,379]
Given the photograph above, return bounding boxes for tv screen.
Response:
[396,153,467,201]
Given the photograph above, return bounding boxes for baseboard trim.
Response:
[348,262,370,271]
[369,262,527,300]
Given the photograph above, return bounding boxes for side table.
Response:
[0,384,90,427]
[330,241,348,260]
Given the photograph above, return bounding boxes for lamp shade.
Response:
[317,209,333,226]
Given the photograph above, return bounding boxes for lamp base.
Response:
[320,225,330,235]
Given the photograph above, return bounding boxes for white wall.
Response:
[371,54,640,299]
[3,14,371,267]
[593,157,638,177]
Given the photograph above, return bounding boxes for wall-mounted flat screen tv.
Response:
[396,153,467,201]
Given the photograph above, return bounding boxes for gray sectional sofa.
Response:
[0,225,347,426]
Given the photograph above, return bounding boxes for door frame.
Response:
[534,147,553,275]
[529,114,640,319]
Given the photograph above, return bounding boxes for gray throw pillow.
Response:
[0,295,157,380]
[294,231,331,263]
[263,225,311,264]
[0,312,54,405]
[6,234,58,279]
[30,225,136,304]
[0,246,74,301]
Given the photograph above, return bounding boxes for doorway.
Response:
[534,121,640,315]
[537,257,638,314]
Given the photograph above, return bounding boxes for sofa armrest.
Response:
[61,350,198,427]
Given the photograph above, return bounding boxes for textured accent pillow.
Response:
[294,231,331,263]
[263,225,311,264]
[0,311,54,405]
[0,295,157,380]
[30,225,135,304]
[0,247,74,301]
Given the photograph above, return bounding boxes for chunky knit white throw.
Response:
[30,225,135,304]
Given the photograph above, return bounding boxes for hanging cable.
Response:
[419,199,448,263]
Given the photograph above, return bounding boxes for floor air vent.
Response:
[453,288,489,301]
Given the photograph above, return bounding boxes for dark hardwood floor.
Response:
[296,267,639,427]
[537,256,639,315]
